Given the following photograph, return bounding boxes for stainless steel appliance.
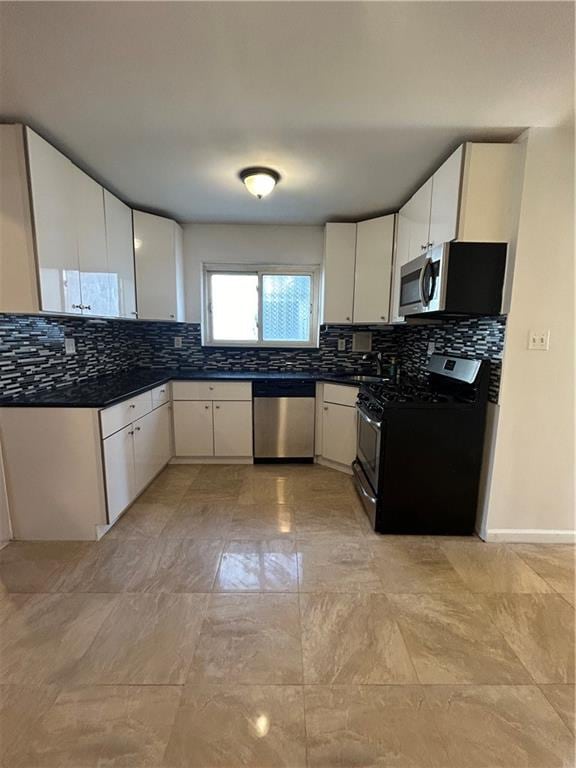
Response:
[353,355,489,535]
[253,380,315,460]
[399,241,507,317]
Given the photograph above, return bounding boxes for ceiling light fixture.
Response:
[239,167,280,199]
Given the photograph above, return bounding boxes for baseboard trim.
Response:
[315,456,353,475]
[170,457,254,465]
[482,528,576,543]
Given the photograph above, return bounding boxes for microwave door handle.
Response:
[418,260,429,306]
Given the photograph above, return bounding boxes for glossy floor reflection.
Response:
[0,463,574,767]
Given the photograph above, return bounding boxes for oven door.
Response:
[356,406,381,493]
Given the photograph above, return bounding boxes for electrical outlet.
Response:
[64,338,76,355]
[337,338,346,352]
[174,336,183,349]
[528,330,550,351]
[427,342,435,355]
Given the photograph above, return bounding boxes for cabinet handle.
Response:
[160,389,165,393]
[420,244,427,251]
[346,316,351,321]
[324,406,328,411]
[204,405,210,410]
[131,311,138,317]
[215,405,220,410]
[135,426,141,432]
[427,241,434,248]
[209,386,214,391]
[169,314,175,319]
[128,430,134,436]
[84,305,91,310]
[71,304,82,310]
[129,404,136,409]
[380,316,385,320]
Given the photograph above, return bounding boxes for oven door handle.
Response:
[357,409,382,429]
[352,462,377,503]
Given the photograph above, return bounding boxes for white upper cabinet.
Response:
[104,190,137,319]
[390,209,412,323]
[323,223,356,323]
[457,143,521,242]
[25,127,139,319]
[353,215,395,324]
[429,145,463,247]
[322,215,395,325]
[133,211,185,322]
[26,128,82,314]
[403,178,433,262]
[404,143,521,257]
[71,163,110,317]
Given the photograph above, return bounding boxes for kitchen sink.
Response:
[346,375,390,383]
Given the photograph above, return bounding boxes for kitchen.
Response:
[0,2,574,767]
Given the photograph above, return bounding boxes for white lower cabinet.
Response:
[316,384,359,471]
[134,403,172,493]
[103,401,173,524]
[173,399,253,458]
[103,423,136,525]
[321,403,357,467]
[213,401,253,457]
[173,401,214,457]
[172,381,253,459]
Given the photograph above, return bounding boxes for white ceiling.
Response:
[0,2,573,224]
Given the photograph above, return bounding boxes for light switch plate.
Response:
[174,336,183,349]
[528,330,550,351]
[64,338,76,355]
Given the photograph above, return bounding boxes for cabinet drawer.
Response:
[100,391,153,438]
[323,383,359,408]
[172,380,252,401]
[151,383,171,409]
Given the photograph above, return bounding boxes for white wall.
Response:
[182,224,324,323]
[480,123,575,542]
[0,441,12,547]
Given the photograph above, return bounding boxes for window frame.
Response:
[202,263,320,348]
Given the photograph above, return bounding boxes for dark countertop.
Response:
[0,369,363,409]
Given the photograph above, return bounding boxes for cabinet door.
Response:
[134,211,180,321]
[353,215,395,324]
[133,403,172,493]
[173,401,214,456]
[322,403,357,467]
[213,401,253,457]
[429,145,463,248]
[72,165,110,317]
[390,209,411,323]
[26,128,81,314]
[104,190,137,319]
[404,178,432,262]
[323,223,356,323]
[103,424,135,524]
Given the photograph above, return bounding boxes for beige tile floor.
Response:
[0,463,574,767]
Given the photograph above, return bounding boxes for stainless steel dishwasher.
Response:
[252,380,316,461]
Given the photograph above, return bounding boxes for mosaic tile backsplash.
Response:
[0,314,505,402]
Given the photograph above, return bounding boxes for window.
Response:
[203,265,319,347]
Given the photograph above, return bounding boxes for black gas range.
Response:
[352,354,490,535]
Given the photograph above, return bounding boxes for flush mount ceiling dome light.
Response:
[239,167,280,199]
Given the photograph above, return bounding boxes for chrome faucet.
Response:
[362,352,384,377]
